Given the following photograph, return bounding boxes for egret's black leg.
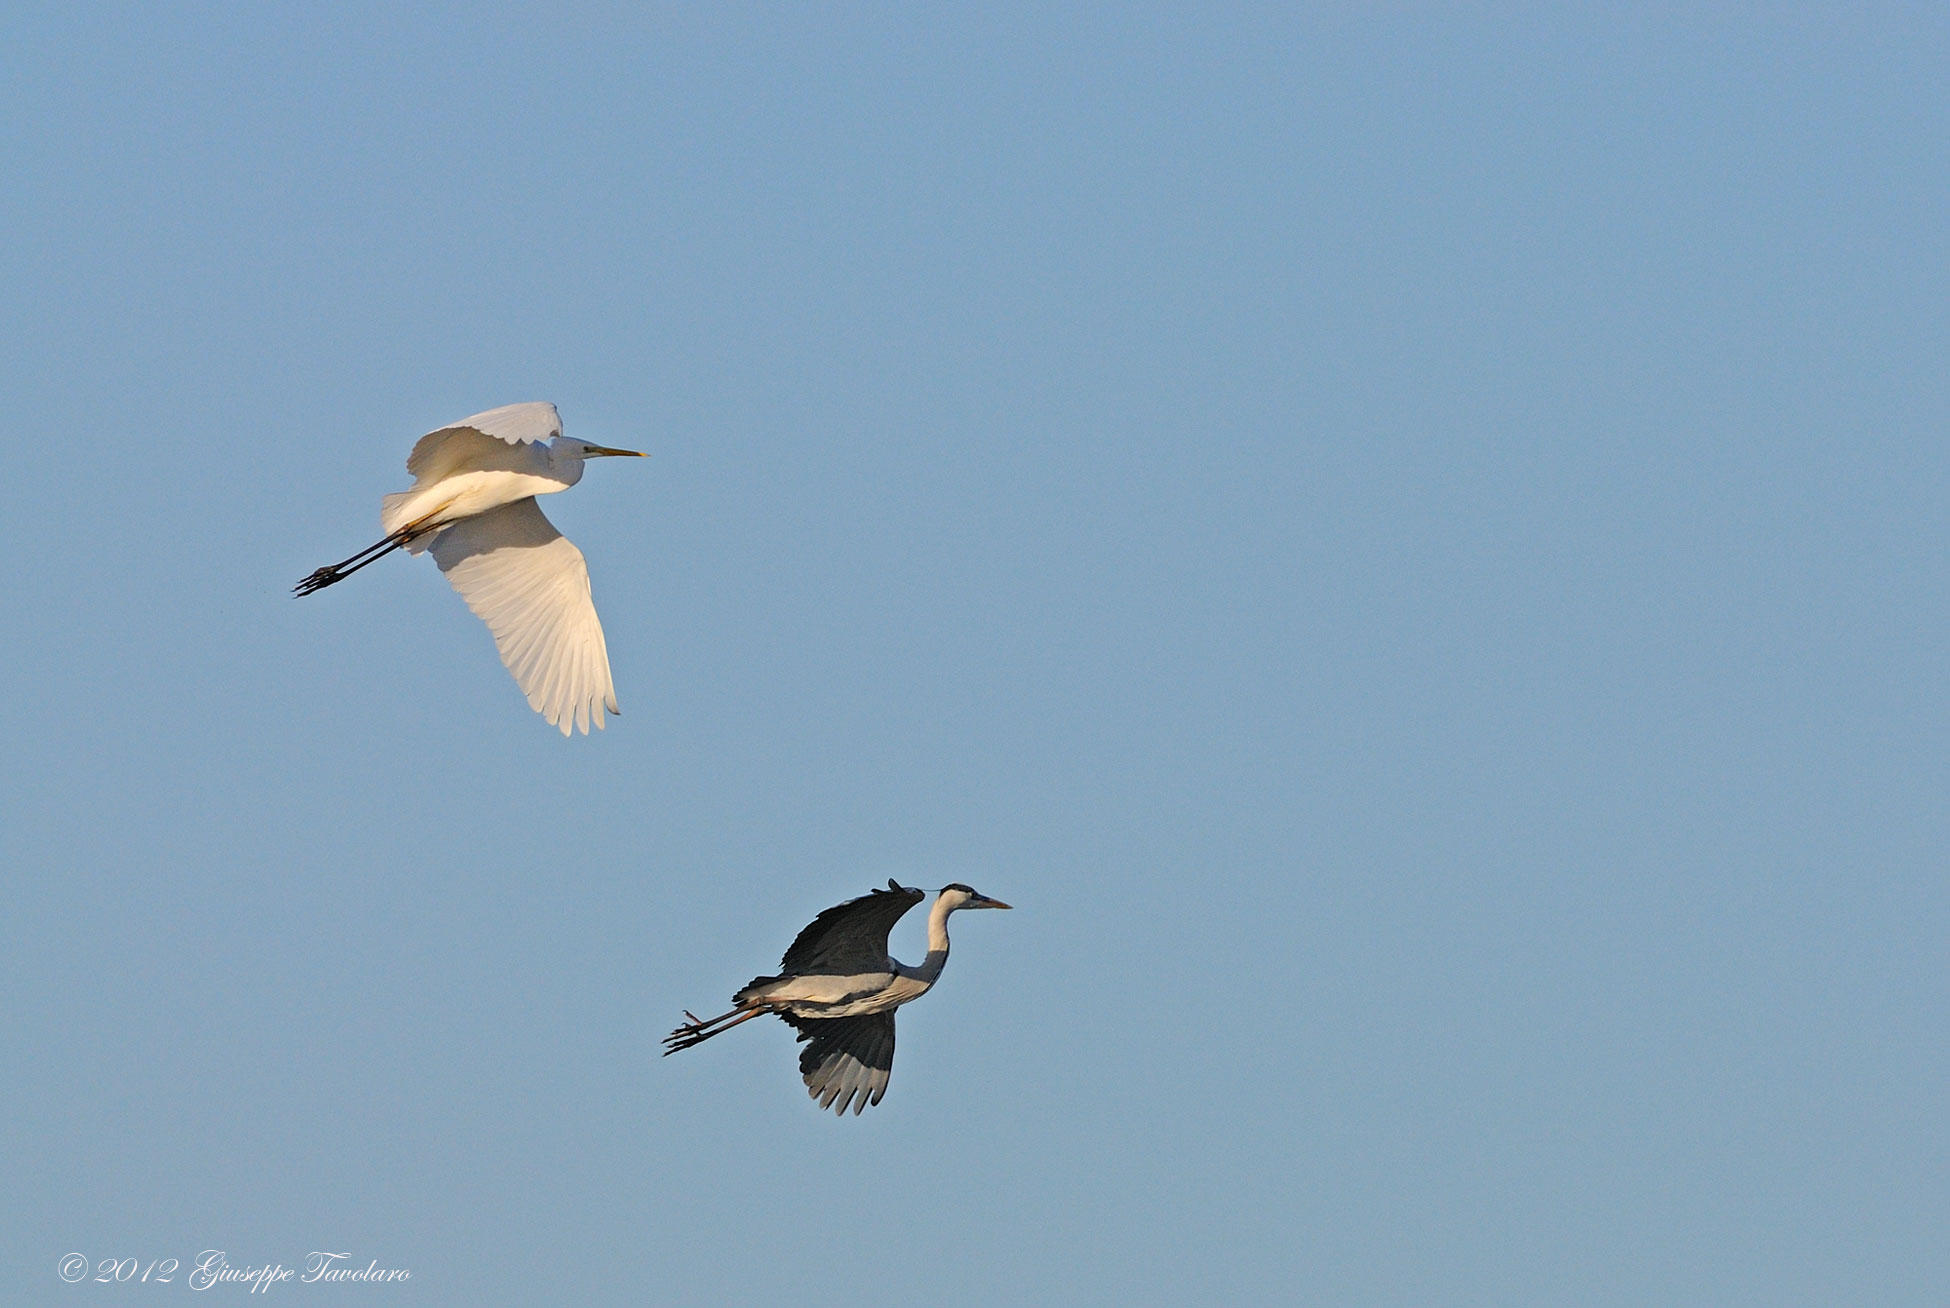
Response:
[294,535,408,595]
[294,518,439,596]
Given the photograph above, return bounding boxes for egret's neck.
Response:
[910,896,956,985]
[546,442,587,486]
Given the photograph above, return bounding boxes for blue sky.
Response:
[4,5,1946,1303]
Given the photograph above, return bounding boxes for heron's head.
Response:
[554,436,647,462]
[939,883,1011,912]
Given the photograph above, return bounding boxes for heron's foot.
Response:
[663,1006,770,1055]
[662,1014,712,1052]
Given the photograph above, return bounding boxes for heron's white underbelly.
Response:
[747,971,935,1017]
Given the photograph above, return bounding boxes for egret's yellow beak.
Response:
[584,445,647,458]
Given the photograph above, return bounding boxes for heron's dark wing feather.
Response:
[783,1012,897,1116]
[779,884,924,976]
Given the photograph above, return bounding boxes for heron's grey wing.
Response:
[780,884,925,976]
[407,402,563,480]
[427,498,618,736]
[785,1012,897,1116]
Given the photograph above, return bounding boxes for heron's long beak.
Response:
[976,896,1012,910]
[584,444,647,458]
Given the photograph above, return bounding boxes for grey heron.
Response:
[294,402,646,734]
[664,880,1012,1115]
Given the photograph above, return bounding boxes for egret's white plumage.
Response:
[296,402,645,735]
[428,499,618,735]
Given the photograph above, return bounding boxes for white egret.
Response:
[664,880,1012,1115]
[296,402,645,735]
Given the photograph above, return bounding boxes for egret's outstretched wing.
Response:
[779,881,925,976]
[407,402,563,482]
[427,497,618,736]
[784,1012,897,1116]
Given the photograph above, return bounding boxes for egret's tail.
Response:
[380,492,438,554]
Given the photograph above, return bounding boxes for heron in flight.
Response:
[665,880,1012,1115]
[295,402,645,735]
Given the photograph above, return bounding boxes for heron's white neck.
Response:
[905,895,957,985]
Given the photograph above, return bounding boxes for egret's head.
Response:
[939,883,1011,912]
[555,436,647,461]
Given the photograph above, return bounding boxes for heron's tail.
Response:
[732,975,784,1006]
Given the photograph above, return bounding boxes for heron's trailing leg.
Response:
[293,519,439,596]
[663,1005,771,1054]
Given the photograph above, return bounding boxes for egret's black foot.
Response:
[294,566,341,596]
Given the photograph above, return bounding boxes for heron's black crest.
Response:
[943,882,976,895]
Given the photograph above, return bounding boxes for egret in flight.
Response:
[296,402,645,735]
[664,880,1011,1115]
